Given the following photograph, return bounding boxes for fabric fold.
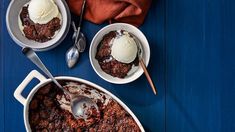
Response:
[67,0,152,27]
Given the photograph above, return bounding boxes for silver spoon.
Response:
[71,21,86,53]
[66,0,86,68]
[22,47,99,119]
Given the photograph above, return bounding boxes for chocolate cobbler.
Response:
[95,31,139,78]
[19,6,61,42]
[29,81,141,131]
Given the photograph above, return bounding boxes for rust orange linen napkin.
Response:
[67,0,152,27]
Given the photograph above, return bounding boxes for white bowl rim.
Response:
[89,23,151,84]
[6,0,71,51]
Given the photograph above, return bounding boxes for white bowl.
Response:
[89,23,150,84]
[6,0,71,51]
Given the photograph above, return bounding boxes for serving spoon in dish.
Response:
[22,47,98,119]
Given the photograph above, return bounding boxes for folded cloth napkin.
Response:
[67,0,152,27]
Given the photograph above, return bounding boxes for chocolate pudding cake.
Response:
[95,30,139,78]
[19,2,61,43]
[28,81,141,131]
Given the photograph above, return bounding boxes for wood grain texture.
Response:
[1,0,165,131]
[2,0,235,131]
[0,0,4,132]
[165,0,235,131]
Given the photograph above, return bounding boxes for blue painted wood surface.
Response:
[1,0,235,131]
[165,0,235,131]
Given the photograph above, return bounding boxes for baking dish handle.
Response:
[14,70,47,106]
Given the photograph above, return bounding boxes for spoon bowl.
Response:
[22,47,99,119]
[66,0,86,68]
[66,46,80,68]
[75,32,86,52]
[71,95,98,119]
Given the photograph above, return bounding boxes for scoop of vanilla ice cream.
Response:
[111,33,138,63]
[28,0,59,24]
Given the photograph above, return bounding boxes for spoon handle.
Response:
[22,48,63,89]
[78,0,86,28]
[139,59,158,95]
[129,32,158,95]
[74,0,86,44]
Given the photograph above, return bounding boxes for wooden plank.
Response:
[136,0,166,131]
[165,0,235,131]
[1,0,4,131]
[1,0,166,131]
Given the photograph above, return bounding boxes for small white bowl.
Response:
[89,23,150,84]
[6,0,71,51]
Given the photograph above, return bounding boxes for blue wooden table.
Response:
[1,0,235,131]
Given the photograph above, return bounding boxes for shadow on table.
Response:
[111,74,164,107]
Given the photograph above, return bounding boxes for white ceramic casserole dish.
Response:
[14,70,145,131]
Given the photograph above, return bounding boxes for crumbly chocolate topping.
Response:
[20,6,61,43]
[29,81,140,132]
[95,31,139,78]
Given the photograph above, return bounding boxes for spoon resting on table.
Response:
[22,47,98,119]
[66,0,86,68]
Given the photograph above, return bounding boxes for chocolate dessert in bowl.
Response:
[95,30,140,78]
[6,0,71,51]
[90,23,150,84]
[19,0,62,43]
